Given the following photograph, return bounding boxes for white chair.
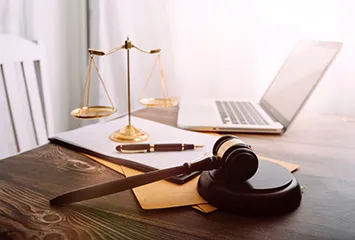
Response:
[0,34,54,159]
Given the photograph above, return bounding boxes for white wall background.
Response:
[31,0,87,133]
[251,0,355,115]
[95,0,355,117]
[1,0,355,140]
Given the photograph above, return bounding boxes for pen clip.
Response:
[119,149,147,154]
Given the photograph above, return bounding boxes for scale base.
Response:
[198,160,302,216]
[110,124,149,143]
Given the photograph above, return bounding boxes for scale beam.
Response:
[70,37,177,142]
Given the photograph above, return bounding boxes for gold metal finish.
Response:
[194,144,205,149]
[134,45,161,54]
[105,45,125,55]
[72,37,176,142]
[71,106,116,119]
[71,53,116,119]
[217,138,244,159]
[149,144,154,152]
[181,144,184,151]
[88,49,105,56]
[127,45,132,126]
[139,97,178,107]
[120,148,147,154]
[139,54,178,107]
[110,124,149,143]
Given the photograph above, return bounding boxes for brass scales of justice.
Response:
[70,37,178,142]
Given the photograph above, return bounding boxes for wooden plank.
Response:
[1,108,355,239]
[0,145,204,240]
[0,65,18,159]
[0,180,202,240]
[22,61,47,145]
[2,62,36,152]
[1,121,355,239]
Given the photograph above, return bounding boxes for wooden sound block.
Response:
[197,160,302,216]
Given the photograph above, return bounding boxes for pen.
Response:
[116,143,204,153]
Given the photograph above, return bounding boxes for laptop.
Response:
[177,40,343,134]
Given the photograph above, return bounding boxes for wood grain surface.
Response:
[1,107,355,239]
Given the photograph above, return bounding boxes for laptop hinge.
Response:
[259,101,279,123]
[259,101,287,133]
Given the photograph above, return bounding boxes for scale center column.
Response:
[109,37,149,143]
[127,40,131,126]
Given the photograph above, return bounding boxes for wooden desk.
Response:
[1,107,355,239]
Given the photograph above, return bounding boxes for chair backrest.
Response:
[0,34,54,159]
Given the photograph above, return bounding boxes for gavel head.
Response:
[212,136,259,183]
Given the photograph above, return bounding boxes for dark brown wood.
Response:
[49,137,199,184]
[50,156,218,206]
[1,107,355,239]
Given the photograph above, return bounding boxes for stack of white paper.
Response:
[53,116,219,170]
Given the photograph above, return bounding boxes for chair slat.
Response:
[0,34,54,159]
[0,65,18,159]
[2,62,37,152]
[22,61,48,145]
[34,60,55,138]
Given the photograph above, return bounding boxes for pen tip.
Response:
[195,144,204,149]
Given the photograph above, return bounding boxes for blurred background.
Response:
[1,0,354,136]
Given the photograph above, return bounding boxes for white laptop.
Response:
[177,40,343,134]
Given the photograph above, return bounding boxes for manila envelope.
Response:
[84,154,299,213]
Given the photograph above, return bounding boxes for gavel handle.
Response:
[50,156,219,206]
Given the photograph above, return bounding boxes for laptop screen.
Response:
[260,40,342,128]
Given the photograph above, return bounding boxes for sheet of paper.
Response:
[192,204,218,213]
[122,166,208,209]
[55,116,218,170]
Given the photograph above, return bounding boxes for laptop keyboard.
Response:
[215,101,269,125]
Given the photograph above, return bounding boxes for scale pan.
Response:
[139,98,178,107]
[70,106,116,119]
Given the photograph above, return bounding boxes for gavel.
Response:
[50,136,259,206]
